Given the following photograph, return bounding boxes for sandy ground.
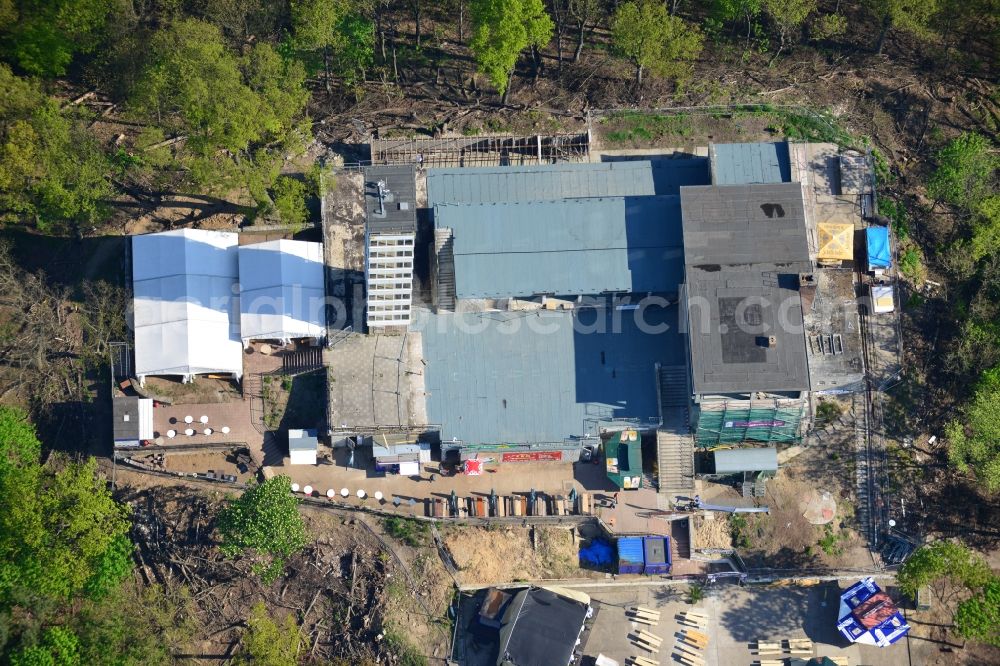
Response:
[693,514,733,550]
[441,525,587,584]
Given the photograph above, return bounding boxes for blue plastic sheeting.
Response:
[579,539,615,568]
[617,537,645,574]
[866,227,891,269]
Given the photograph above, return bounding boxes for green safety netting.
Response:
[695,404,804,447]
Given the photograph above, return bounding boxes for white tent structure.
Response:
[132,229,243,385]
[238,239,326,345]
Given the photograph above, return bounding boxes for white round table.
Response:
[340,488,349,497]
[184,415,193,424]
[291,483,300,493]
[200,415,208,424]
[166,430,176,438]
[356,489,366,499]
[326,489,336,498]
[221,426,231,434]
[184,428,195,436]
[303,485,313,495]
[374,491,384,501]
[203,428,213,435]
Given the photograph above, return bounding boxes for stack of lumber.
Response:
[627,606,661,626]
[673,627,709,666]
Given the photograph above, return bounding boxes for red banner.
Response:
[501,450,563,462]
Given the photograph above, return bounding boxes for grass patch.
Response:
[603,111,692,144]
[816,399,843,425]
[384,629,428,666]
[729,514,752,549]
[383,517,430,548]
[878,197,910,240]
[687,584,705,604]
[817,524,848,557]
[899,247,925,280]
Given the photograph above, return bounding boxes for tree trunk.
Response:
[573,19,586,62]
[875,15,891,54]
[635,62,643,89]
[531,45,542,82]
[501,69,514,105]
[324,46,332,93]
[413,0,422,48]
[554,9,564,70]
[392,44,399,81]
[670,0,682,16]
[459,1,465,42]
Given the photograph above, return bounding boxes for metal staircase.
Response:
[433,228,456,311]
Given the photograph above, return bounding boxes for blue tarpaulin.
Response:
[579,539,615,568]
[866,227,891,269]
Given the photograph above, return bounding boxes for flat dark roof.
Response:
[680,183,811,276]
[681,183,812,395]
[496,587,589,666]
[113,397,140,440]
[364,165,417,234]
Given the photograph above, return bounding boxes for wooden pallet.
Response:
[628,656,659,666]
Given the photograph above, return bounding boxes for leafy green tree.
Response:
[945,366,1000,491]
[955,576,1000,646]
[898,540,993,598]
[928,133,998,212]
[762,0,816,58]
[0,406,132,610]
[233,602,302,666]
[611,0,704,89]
[0,65,114,232]
[291,0,341,91]
[711,0,763,47]
[130,19,309,212]
[470,0,554,103]
[217,476,308,583]
[865,0,940,54]
[0,0,113,77]
[9,626,80,666]
[270,176,308,228]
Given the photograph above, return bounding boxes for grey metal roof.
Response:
[680,183,811,274]
[426,161,657,204]
[681,183,812,395]
[436,196,684,298]
[364,165,417,234]
[113,397,140,440]
[288,428,318,452]
[710,142,791,185]
[419,304,685,445]
[713,447,779,474]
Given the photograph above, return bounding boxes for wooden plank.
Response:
[629,657,659,666]
[754,642,781,651]
[631,638,659,653]
[683,629,709,643]
[635,606,661,618]
[679,635,708,650]
[677,616,708,628]
[627,614,658,626]
[637,630,662,645]
[674,653,704,666]
[683,610,709,620]
[672,640,702,657]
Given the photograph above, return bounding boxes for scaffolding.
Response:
[695,399,805,447]
[369,132,590,168]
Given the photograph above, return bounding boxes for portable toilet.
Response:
[617,537,645,574]
[643,536,672,575]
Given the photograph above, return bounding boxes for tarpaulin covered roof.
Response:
[132,229,243,383]
[866,227,891,269]
[837,577,910,647]
[817,222,855,261]
[497,587,590,666]
[238,240,325,344]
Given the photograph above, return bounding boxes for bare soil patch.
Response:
[441,525,586,584]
